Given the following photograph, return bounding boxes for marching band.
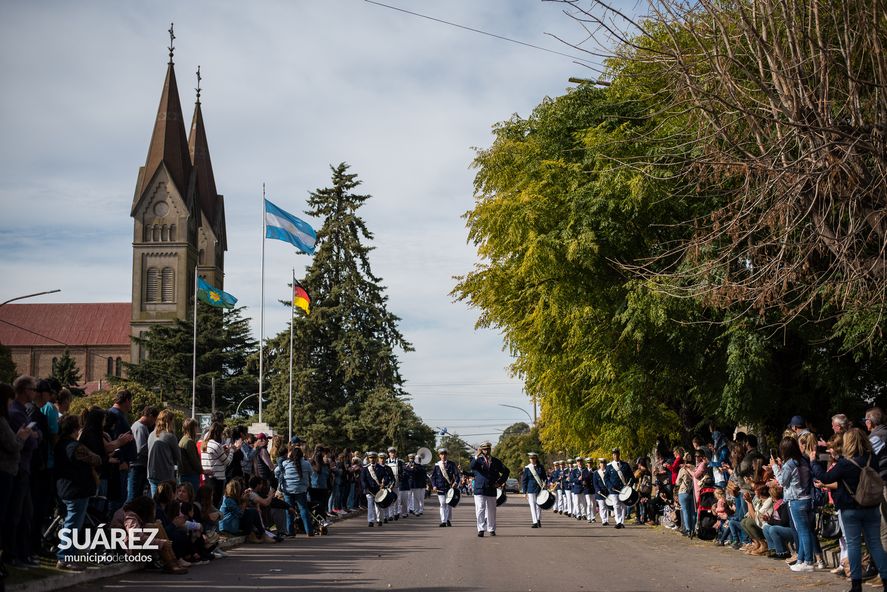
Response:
[360,445,640,535]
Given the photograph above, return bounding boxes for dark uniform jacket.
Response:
[470,455,510,497]
[521,464,548,494]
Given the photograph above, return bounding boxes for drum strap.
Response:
[438,461,453,486]
[368,465,381,486]
[527,464,544,490]
[611,461,628,487]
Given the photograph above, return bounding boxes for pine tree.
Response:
[0,341,17,383]
[265,163,433,449]
[51,350,82,387]
[126,306,258,414]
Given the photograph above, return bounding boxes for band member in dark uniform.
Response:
[521,452,547,528]
[583,457,595,523]
[592,458,610,526]
[431,448,460,527]
[469,441,509,537]
[605,448,634,529]
[360,451,387,527]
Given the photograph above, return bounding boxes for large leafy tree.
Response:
[126,306,257,414]
[493,423,546,479]
[263,163,433,449]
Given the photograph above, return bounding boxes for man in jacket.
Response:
[469,441,509,537]
[605,448,634,529]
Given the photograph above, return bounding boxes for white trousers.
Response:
[526,493,540,523]
[366,494,380,523]
[411,488,425,513]
[585,494,595,520]
[398,490,409,517]
[474,494,497,532]
[564,490,573,515]
[607,493,626,524]
[385,495,397,519]
[555,489,562,511]
[573,492,587,517]
[437,494,452,523]
[596,498,610,524]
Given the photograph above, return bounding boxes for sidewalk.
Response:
[6,508,365,592]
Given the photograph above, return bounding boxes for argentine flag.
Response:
[264,199,317,255]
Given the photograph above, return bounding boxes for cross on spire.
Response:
[195,65,202,104]
[168,22,176,64]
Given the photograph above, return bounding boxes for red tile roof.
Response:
[0,303,131,347]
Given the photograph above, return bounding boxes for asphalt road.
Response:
[59,500,852,592]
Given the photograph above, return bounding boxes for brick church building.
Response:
[0,40,227,391]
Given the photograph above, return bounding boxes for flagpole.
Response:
[259,183,266,424]
[288,268,294,442]
[191,265,198,419]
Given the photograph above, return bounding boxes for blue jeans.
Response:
[763,523,794,554]
[678,492,696,533]
[57,498,89,562]
[148,479,162,498]
[347,483,356,509]
[789,498,815,564]
[127,465,148,502]
[841,506,887,581]
[285,492,313,536]
[728,495,750,544]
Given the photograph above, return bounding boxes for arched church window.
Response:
[152,226,160,242]
[161,267,175,302]
[169,224,176,241]
[115,357,122,377]
[161,225,169,241]
[146,268,160,302]
[107,356,114,376]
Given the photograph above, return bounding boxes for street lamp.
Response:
[235,393,261,416]
[0,289,61,308]
[498,403,533,424]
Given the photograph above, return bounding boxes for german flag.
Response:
[293,278,311,315]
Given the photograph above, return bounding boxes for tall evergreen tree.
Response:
[51,350,81,387]
[126,306,257,414]
[0,342,17,383]
[265,163,432,449]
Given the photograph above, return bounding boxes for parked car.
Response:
[504,478,520,493]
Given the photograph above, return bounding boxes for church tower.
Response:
[130,26,226,362]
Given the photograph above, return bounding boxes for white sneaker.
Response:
[790,562,814,572]
[814,560,827,570]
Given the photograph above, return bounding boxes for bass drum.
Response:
[618,486,640,507]
[536,489,555,510]
[445,487,461,507]
[496,487,508,506]
[374,488,397,509]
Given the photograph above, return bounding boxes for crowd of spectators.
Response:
[0,376,374,577]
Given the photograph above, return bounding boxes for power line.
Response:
[364,0,596,64]
[0,317,116,364]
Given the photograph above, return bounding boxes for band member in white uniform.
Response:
[469,441,509,537]
[570,458,587,519]
[430,448,460,526]
[604,448,634,529]
[561,459,574,517]
[385,447,403,521]
[592,458,610,526]
[552,461,563,513]
[520,452,547,528]
[406,453,425,515]
[583,457,596,522]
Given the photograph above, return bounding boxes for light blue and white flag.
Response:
[264,199,317,255]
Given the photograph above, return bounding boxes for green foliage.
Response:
[68,380,177,422]
[493,423,545,479]
[51,350,81,387]
[0,342,16,383]
[439,433,473,471]
[125,306,257,416]
[262,163,433,449]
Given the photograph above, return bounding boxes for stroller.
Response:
[692,486,719,540]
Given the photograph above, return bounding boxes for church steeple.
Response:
[189,66,226,251]
[134,23,192,204]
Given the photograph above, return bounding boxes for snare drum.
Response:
[617,485,639,507]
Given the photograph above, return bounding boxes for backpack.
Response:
[844,455,885,508]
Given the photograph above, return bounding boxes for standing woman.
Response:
[521,452,547,528]
[810,428,887,592]
[55,414,101,570]
[309,447,332,518]
[147,410,181,496]
[279,446,314,536]
[178,419,201,492]
[771,436,815,572]
[201,422,233,507]
[676,455,696,536]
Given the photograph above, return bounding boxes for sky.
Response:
[0,0,623,446]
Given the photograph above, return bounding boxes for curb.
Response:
[6,509,367,592]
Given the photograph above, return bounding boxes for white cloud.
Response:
[0,0,616,443]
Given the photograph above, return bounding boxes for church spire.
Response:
[189,66,224,249]
[135,23,192,203]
